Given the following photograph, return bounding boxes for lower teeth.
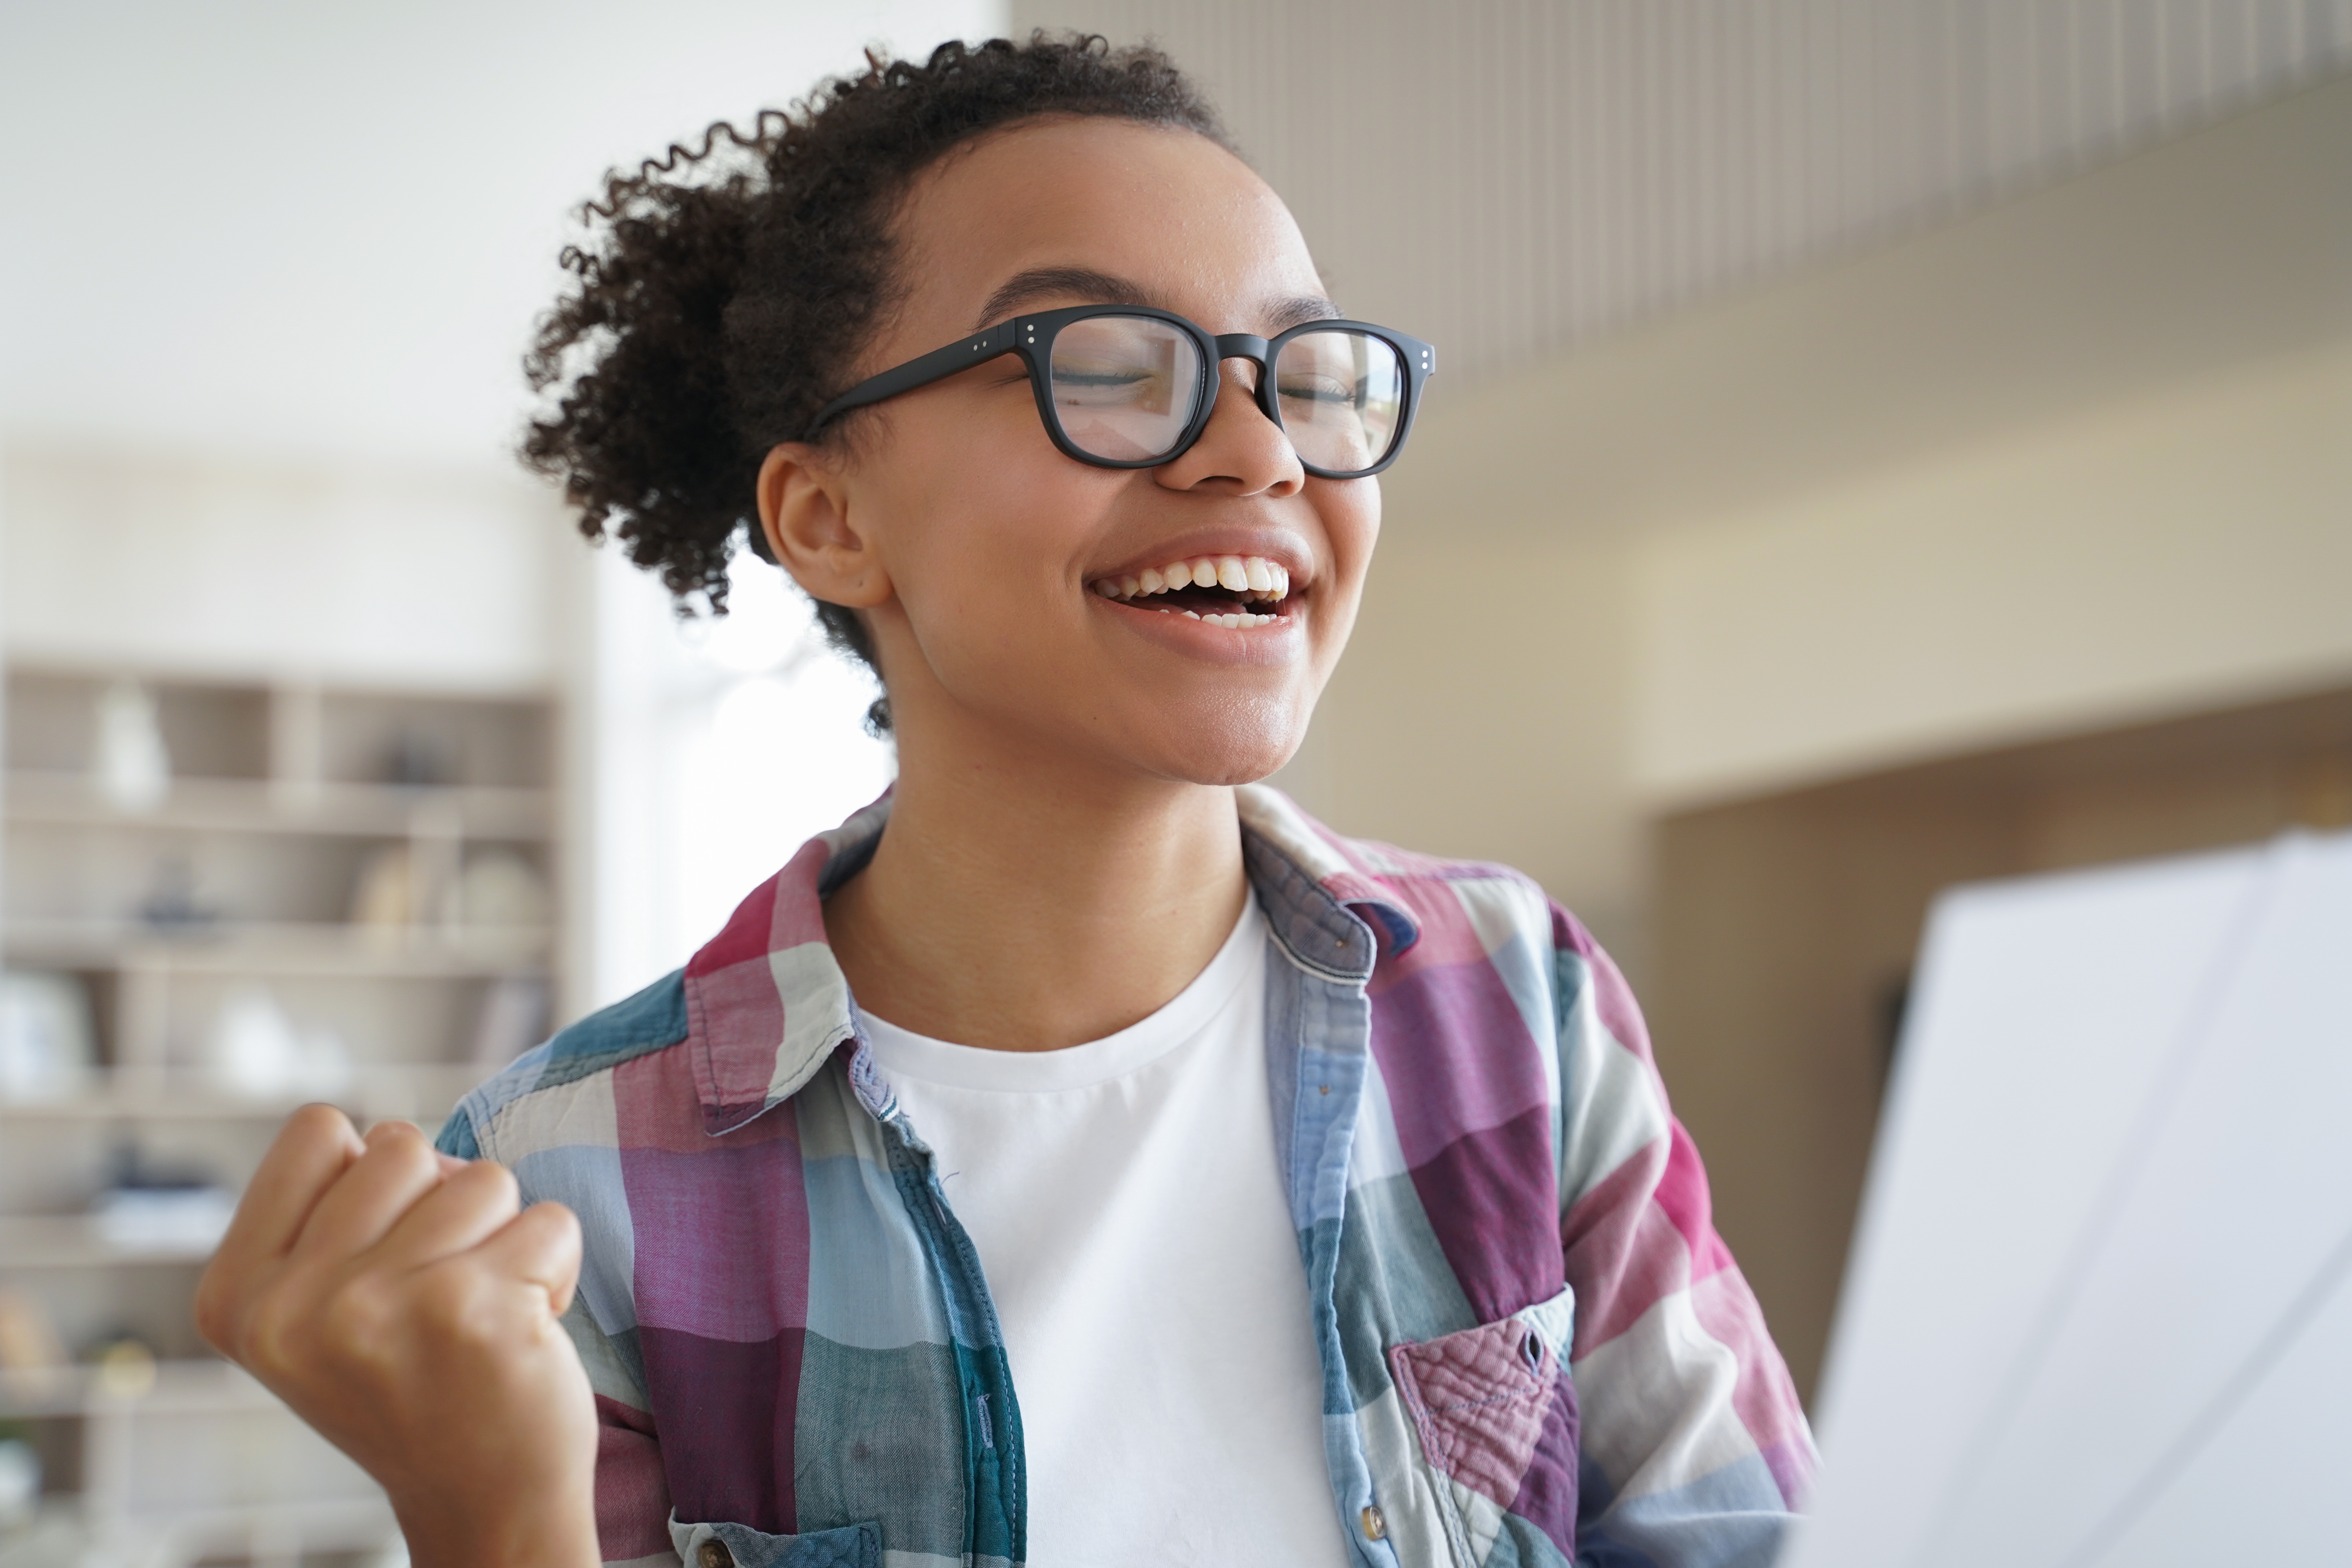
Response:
[1162,608,1282,627]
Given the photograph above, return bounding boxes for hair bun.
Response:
[520,33,1229,730]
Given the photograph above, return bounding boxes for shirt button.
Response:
[1361,1504,1388,1541]
[698,1541,734,1568]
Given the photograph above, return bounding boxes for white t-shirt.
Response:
[859,899,1353,1568]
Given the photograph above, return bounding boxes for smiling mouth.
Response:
[1088,554,1293,628]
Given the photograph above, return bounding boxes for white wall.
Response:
[1,446,570,693]
[0,0,1007,475]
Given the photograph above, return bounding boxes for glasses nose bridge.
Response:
[1208,333,1275,414]
[1211,331,1272,378]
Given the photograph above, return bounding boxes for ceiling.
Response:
[6,1,2346,476]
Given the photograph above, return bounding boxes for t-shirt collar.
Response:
[678,784,1419,1136]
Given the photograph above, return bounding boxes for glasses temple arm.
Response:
[802,322,1022,441]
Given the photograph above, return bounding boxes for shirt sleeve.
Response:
[1548,904,1818,1566]
[564,1298,681,1567]
[435,1105,679,1568]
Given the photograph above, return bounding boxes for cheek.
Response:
[1309,478,1382,667]
[872,417,1114,662]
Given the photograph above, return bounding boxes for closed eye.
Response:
[1057,369,1156,388]
[1278,375,1361,407]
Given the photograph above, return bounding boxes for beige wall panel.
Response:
[1379,72,2352,547]
[1633,335,2352,806]
[1313,72,2352,979]
[1295,528,1645,960]
[1653,685,2352,1404]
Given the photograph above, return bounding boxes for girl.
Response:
[198,35,1813,1568]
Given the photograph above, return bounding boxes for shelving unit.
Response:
[0,662,563,1559]
[0,1360,392,1568]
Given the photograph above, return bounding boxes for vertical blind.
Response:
[1009,0,2352,388]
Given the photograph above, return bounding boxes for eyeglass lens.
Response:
[1273,329,1404,474]
[1048,316,1203,463]
[1046,315,1405,473]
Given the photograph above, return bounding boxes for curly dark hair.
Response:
[520,33,1230,731]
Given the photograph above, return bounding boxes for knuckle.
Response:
[365,1115,424,1143]
[523,1199,584,1253]
[287,1101,351,1142]
[374,1124,437,1175]
[240,1284,317,1375]
[412,1268,500,1345]
[315,1275,394,1343]
[459,1157,521,1211]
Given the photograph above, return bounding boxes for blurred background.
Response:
[1,0,2347,1559]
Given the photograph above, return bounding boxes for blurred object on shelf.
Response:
[349,843,418,933]
[470,974,550,1073]
[450,851,547,932]
[0,1438,36,1532]
[0,972,93,1104]
[0,1292,67,1379]
[211,984,353,1100]
[381,727,454,788]
[92,680,170,814]
[206,984,302,1098]
[203,985,347,1099]
[93,1145,235,1255]
[91,1189,235,1255]
[137,854,220,932]
[88,1340,157,1401]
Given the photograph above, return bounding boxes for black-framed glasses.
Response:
[803,304,1436,479]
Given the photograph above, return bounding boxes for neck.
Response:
[823,724,1250,1053]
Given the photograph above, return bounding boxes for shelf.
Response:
[0,1214,216,1270]
[0,1062,494,1125]
[2,769,552,839]
[0,1498,399,1568]
[0,1355,291,1418]
[3,917,550,976]
[0,669,554,1533]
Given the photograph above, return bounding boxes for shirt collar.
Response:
[678,784,1419,1137]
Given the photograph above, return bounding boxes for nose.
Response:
[1155,339,1300,496]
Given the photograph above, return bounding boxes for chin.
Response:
[1148,694,1309,787]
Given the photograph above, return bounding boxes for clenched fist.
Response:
[196,1106,602,1568]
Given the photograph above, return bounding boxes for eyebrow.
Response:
[972,265,1345,335]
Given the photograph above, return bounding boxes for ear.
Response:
[757,442,892,610]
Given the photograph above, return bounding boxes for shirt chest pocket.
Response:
[669,1516,882,1568]
[1385,1285,1580,1568]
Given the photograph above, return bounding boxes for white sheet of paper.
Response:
[1784,828,2352,1568]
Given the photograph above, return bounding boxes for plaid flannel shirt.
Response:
[438,785,1814,1568]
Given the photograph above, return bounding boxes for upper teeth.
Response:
[1091,555,1291,604]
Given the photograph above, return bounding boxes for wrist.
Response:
[392,1486,602,1568]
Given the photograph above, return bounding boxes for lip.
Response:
[1092,591,1307,666]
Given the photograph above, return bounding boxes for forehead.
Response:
[889,116,1325,336]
